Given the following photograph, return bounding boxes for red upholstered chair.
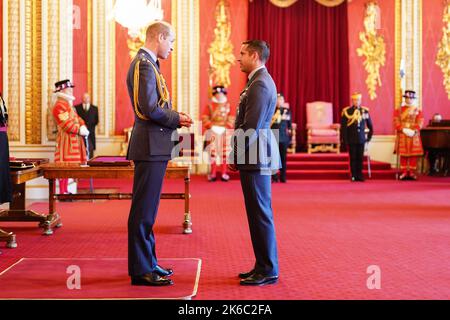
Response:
[306,101,340,154]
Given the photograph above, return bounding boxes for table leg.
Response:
[10,183,26,210]
[0,227,17,248]
[183,175,192,234]
[0,181,57,236]
[42,179,62,235]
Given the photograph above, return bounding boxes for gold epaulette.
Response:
[133,55,171,121]
[341,107,350,116]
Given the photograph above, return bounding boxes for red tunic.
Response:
[201,101,235,161]
[52,99,87,163]
[201,101,235,132]
[394,105,424,157]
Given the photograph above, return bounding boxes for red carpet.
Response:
[1,176,449,299]
[0,258,201,300]
[229,153,397,180]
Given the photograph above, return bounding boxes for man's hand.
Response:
[179,112,193,128]
[227,163,238,172]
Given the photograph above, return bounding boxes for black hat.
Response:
[403,90,416,99]
[212,85,227,95]
[54,79,75,93]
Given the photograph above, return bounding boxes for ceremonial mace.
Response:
[84,135,94,193]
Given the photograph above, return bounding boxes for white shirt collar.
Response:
[141,47,158,64]
[248,65,265,81]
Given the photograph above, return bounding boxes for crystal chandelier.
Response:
[111,0,163,38]
[110,0,164,58]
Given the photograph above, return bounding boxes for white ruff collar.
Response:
[212,96,227,104]
[55,92,76,103]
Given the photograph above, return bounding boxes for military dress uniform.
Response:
[270,105,292,182]
[52,80,87,195]
[340,103,373,181]
[0,94,12,204]
[394,90,424,180]
[126,48,180,285]
[201,86,235,181]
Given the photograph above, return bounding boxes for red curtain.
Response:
[248,0,350,148]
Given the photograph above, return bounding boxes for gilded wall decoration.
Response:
[25,0,42,144]
[267,0,346,7]
[357,1,386,100]
[6,0,21,141]
[207,0,235,89]
[436,0,450,99]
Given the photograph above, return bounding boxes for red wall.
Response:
[72,0,88,105]
[348,0,396,135]
[71,0,450,137]
[422,0,450,122]
[199,0,248,119]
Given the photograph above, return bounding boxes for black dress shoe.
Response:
[131,273,173,286]
[154,265,173,277]
[356,176,365,182]
[238,269,255,279]
[240,273,278,286]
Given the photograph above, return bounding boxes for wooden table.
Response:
[40,160,192,234]
[0,159,55,247]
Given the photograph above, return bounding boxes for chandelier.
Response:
[110,0,164,58]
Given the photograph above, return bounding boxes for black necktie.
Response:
[156,60,160,68]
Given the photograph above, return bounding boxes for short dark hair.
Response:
[242,40,270,63]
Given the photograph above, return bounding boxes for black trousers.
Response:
[348,143,365,179]
[278,141,289,181]
[128,160,168,276]
[0,132,12,204]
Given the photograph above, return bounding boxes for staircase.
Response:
[229,153,396,180]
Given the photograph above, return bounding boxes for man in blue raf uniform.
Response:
[340,92,373,182]
[126,21,193,287]
[228,40,281,286]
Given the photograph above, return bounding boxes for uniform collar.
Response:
[248,65,266,81]
[140,47,158,65]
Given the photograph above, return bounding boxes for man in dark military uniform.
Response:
[340,92,373,182]
[271,93,292,183]
[126,21,193,287]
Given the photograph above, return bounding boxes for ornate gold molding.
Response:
[172,0,178,112]
[6,0,21,141]
[207,0,235,89]
[92,0,106,136]
[87,0,92,95]
[268,0,298,8]
[92,0,115,136]
[314,0,346,6]
[267,0,346,7]
[25,0,42,144]
[357,1,386,100]
[46,0,60,141]
[436,0,450,99]
[108,2,116,136]
[395,0,422,109]
[395,0,402,109]
[172,0,200,121]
